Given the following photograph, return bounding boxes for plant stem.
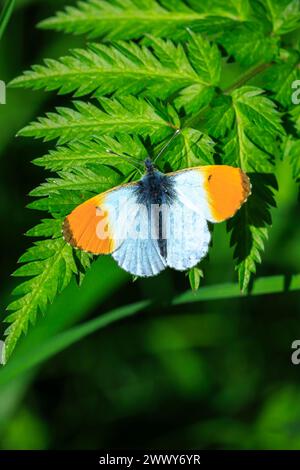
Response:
[223,62,272,94]
[184,62,272,130]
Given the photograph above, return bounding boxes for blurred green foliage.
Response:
[0,0,300,451]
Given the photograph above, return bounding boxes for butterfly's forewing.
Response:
[63,182,167,277]
[163,165,251,270]
[169,165,251,223]
[63,183,137,255]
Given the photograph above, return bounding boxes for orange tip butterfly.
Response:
[63,132,251,277]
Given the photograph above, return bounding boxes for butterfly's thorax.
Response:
[134,169,175,206]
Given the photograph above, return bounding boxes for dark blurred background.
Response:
[0,0,300,450]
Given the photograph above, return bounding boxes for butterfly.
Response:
[63,135,251,278]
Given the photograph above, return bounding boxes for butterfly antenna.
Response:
[105,149,144,175]
[153,129,181,163]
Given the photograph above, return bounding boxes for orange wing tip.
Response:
[62,197,116,255]
[63,217,80,250]
[240,170,252,200]
[202,166,251,222]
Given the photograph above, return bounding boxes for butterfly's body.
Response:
[63,159,251,277]
[134,159,176,259]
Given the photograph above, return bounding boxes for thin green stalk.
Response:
[223,62,272,95]
[173,274,300,305]
[0,0,15,41]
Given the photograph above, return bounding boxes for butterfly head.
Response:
[144,157,155,174]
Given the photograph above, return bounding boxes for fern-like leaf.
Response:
[291,102,300,134]
[29,165,123,217]
[30,166,122,198]
[283,136,300,187]
[11,34,221,115]
[18,97,178,144]
[261,49,300,108]
[33,135,147,171]
[204,87,284,291]
[4,221,78,361]
[218,21,279,66]
[262,0,300,35]
[10,40,200,97]
[159,127,215,170]
[38,0,243,40]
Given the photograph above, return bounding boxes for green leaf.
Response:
[226,88,283,290]
[147,33,219,113]
[0,256,128,379]
[260,49,300,108]
[262,0,300,34]
[205,88,284,170]
[187,0,251,20]
[38,0,241,41]
[28,165,123,219]
[227,174,277,292]
[218,21,279,65]
[74,250,94,285]
[18,97,177,144]
[159,127,215,171]
[10,39,203,100]
[0,0,15,41]
[25,219,63,238]
[4,300,149,369]
[4,234,78,362]
[28,190,97,218]
[291,103,300,134]
[188,266,204,291]
[203,87,284,291]
[175,83,215,115]
[29,166,122,197]
[33,135,147,171]
[229,87,283,167]
[202,95,235,138]
[283,136,300,184]
[187,31,222,86]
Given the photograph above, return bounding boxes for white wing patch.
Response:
[164,171,211,270]
[165,197,211,271]
[169,169,212,220]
